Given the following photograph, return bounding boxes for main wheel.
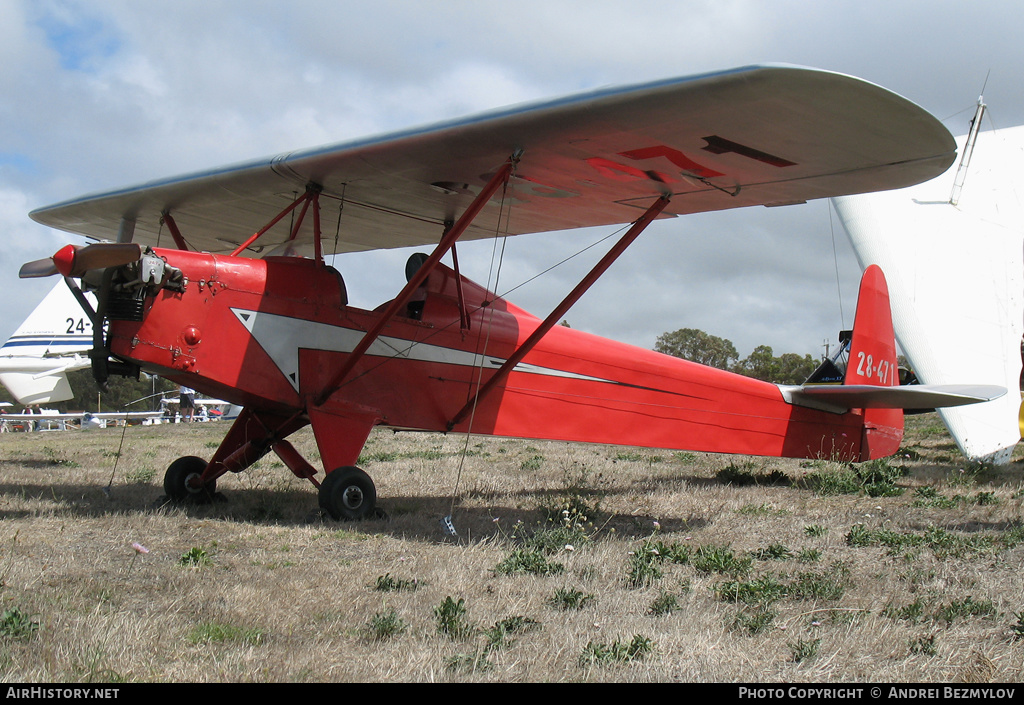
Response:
[319,466,376,521]
[164,455,217,504]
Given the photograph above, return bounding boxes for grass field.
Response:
[0,413,1022,682]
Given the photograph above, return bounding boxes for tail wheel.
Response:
[164,455,217,504]
[319,466,376,521]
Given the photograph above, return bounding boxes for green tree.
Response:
[64,369,176,413]
[773,352,819,385]
[655,328,739,370]
[737,345,778,381]
[0,369,173,412]
[655,329,821,385]
[736,346,818,384]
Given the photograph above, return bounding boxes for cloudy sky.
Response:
[3,0,1023,362]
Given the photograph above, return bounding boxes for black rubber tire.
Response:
[164,456,217,504]
[318,466,376,521]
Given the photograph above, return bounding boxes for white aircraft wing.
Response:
[833,122,1024,464]
[30,65,955,256]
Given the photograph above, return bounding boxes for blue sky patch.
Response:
[33,5,122,72]
[0,153,37,176]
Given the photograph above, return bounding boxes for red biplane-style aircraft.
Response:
[20,65,1003,520]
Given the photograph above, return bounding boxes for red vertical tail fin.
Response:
[846,264,903,459]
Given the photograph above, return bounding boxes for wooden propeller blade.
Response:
[19,243,142,279]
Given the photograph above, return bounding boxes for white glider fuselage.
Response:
[833,122,1024,464]
[0,282,95,404]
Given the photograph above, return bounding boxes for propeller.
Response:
[19,243,143,279]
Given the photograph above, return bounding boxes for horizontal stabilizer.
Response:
[782,384,1006,414]
[0,371,75,405]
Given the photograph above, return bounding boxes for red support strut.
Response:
[315,153,521,405]
[447,194,671,430]
[160,212,190,251]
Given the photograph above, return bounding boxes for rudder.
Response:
[846,264,903,459]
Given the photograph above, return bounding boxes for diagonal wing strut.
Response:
[446,194,672,430]
[315,151,523,405]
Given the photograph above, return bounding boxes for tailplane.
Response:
[782,265,1005,460]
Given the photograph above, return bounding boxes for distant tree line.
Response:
[61,370,178,413]
[0,370,177,413]
[654,327,820,385]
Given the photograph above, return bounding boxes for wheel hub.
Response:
[342,485,364,509]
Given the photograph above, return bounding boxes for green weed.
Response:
[738,503,790,517]
[884,598,928,624]
[0,607,39,640]
[549,587,596,611]
[447,615,541,674]
[752,543,793,561]
[647,590,680,616]
[797,548,821,563]
[1010,612,1024,641]
[520,455,544,471]
[481,615,541,651]
[374,573,420,592]
[691,544,752,577]
[715,574,787,605]
[178,546,211,567]
[495,549,565,576]
[909,633,938,656]
[789,637,821,663]
[625,539,690,588]
[717,463,788,486]
[125,467,156,484]
[187,622,264,646]
[934,596,996,624]
[364,609,407,641]
[579,634,653,667]
[434,596,473,640]
[788,563,852,601]
[731,606,777,635]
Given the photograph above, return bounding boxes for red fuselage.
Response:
[107,247,891,471]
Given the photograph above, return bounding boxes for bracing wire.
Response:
[443,175,515,534]
[827,200,846,331]
[103,390,172,496]
[333,184,346,257]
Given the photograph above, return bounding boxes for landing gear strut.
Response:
[318,466,376,520]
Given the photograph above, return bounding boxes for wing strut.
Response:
[450,240,471,331]
[230,187,319,257]
[447,194,671,431]
[159,212,190,251]
[315,152,522,406]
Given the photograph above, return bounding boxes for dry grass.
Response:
[0,413,1022,682]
